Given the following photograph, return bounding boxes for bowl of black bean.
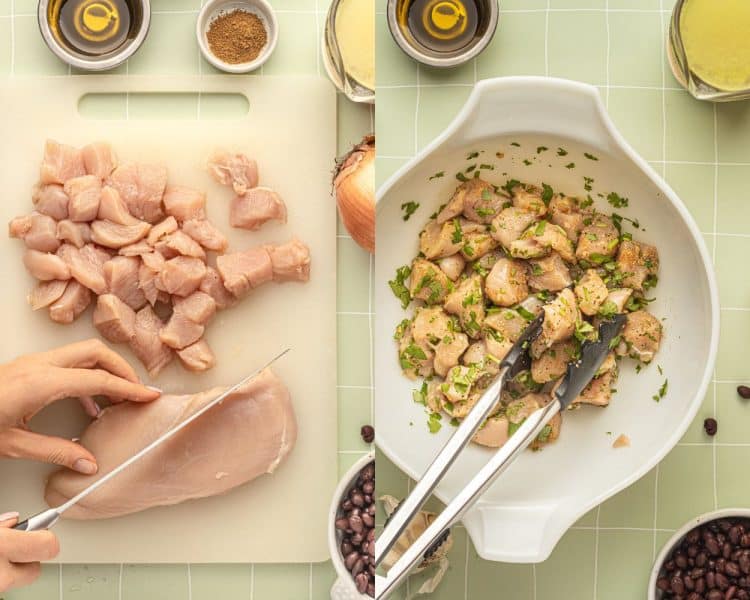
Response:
[650,508,750,599]
[329,452,376,599]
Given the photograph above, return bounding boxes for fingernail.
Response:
[0,512,19,523]
[146,385,162,394]
[73,459,98,475]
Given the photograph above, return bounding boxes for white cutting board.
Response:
[0,76,337,563]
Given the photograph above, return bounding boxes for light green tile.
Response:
[199,92,251,119]
[267,0,318,9]
[128,13,199,75]
[13,0,37,14]
[376,157,410,189]
[717,446,750,508]
[574,506,598,527]
[536,529,595,599]
[477,12,547,79]
[376,14,417,86]
[262,13,318,75]
[338,95,373,155]
[311,561,336,599]
[0,2,10,15]
[4,565,59,600]
[467,550,534,600]
[338,386,372,451]
[152,0,201,9]
[337,313,371,386]
[77,93,127,120]
[679,389,716,444]
[663,162,714,232]
[608,88,663,162]
[62,564,119,600]
[407,527,467,600]
[416,85,471,150]
[13,15,69,75]
[418,61,475,86]
[120,565,189,600]
[596,530,654,600]
[375,453,410,526]
[337,236,371,313]
[199,55,225,75]
[664,90,715,163]
[548,11,607,85]
[127,93,199,119]
[501,0,547,7]
[716,235,750,307]
[717,165,750,235]
[253,563,309,600]
[339,450,368,477]
[599,468,656,528]
[376,87,417,157]
[190,564,251,600]
[717,305,750,381]
[716,101,750,163]
[656,445,714,529]
[550,0,604,6]
[0,19,10,74]
[609,12,663,87]
[609,0,661,7]
[716,382,750,444]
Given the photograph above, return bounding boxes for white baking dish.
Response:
[375,77,719,563]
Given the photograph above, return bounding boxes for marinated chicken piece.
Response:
[155,230,206,261]
[507,394,561,449]
[56,220,91,249]
[109,162,167,223]
[443,274,485,338]
[616,239,659,291]
[398,332,434,379]
[619,310,662,363]
[438,254,465,281]
[511,184,547,217]
[230,187,287,230]
[460,222,499,260]
[146,216,178,246]
[573,371,614,407]
[596,352,617,377]
[527,253,572,292]
[484,257,528,307]
[484,308,527,342]
[45,369,295,519]
[82,141,117,179]
[437,178,504,225]
[129,305,173,377]
[172,291,216,325]
[549,195,586,242]
[425,380,445,414]
[119,240,152,257]
[49,280,91,324]
[162,186,206,223]
[510,221,575,263]
[576,214,619,262]
[182,219,228,253]
[216,247,272,298]
[158,256,206,297]
[93,294,136,343]
[40,140,85,185]
[473,416,511,448]
[575,269,609,316]
[484,328,513,362]
[91,220,151,249]
[9,213,60,252]
[490,207,536,250]
[434,332,469,378]
[409,258,451,305]
[444,391,480,419]
[103,256,146,310]
[606,288,633,313]
[64,175,101,222]
[474,250,504,274]
[176,339,216,372]
[200,266,237,310]
[531,340,577,383]
[23,249,71,281]
[419,219,464,260]
[265,239,311,283]
[32,184,69,220]
[442,365,477,404]
[160,311,205,350]
[98,186,141,226]
[462,339,502,375]
[531,288,579,357]
[207,151,259,195]
[138,262,160,306]
[519,294,545,317]
[57,243,108,295]
[410,306,451,348]
[27,280,67,310]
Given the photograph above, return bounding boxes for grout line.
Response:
[338,311,373,316]
[338,384,374,390]
[250,564,254,600]
[463,530,469,600]
[712,104,719,261]
[187,563,192,600]
[314,0,322,77]
[593,506,601,600]
[604,0,610,108]
[308,563,313,600]
[369,252,374,424]
[532,563,537,600]
[59,564,63,600]
[713,379,718,509]
[377,83,687,91]
[652,465,660,561]
[118,564,123,600]
[414,64,421,154]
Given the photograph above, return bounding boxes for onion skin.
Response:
[334,135,375,253]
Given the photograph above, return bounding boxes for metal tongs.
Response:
[375,313,626,599]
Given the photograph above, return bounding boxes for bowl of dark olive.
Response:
[650,509,750,599]
[328,452,375,599]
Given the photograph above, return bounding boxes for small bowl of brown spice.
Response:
[197,0,278,73]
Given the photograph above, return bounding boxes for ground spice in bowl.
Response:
[206,9,268,64]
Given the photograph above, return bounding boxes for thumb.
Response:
[0,428,98,475]
[0,512,19,528]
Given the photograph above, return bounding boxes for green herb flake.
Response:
[456,171,469,182]
[541,183,554,205]
[466,151,480,160]
[501,178,521,195]
[557,147,568,156]
[479,163,494,170]
[607,192,629,208]
[388,265,411,309]
[657,364,663,375]
[584,152,599,161]
[536,424,553,443]
[565,162,576,169]
[580,195,594,209]
[598,300,618,318]
[428,171,445,181]
[401,201,420,221]
[450,417,460,427]
[537,146,549,154]
[523,159,532,166]
[583,176,594,192]
[466,163,477,173]
[427,411,443,433]
[534,220,547,236]
[452,219,463,243]
[394,318,411,340]
[516,306,535,321]
[510,142,521,147]
[653,379,668,402]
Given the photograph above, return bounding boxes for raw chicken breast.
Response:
[40,140,85,185]
[9,214,60,252]
[93,294,136,343]
[216,247,273,298]
[141,251,165,272]
[49,280,91,324]
[229,187,287,230]
[200,266,236,309]
[98,186,141,226]
[155,230,206,260]
[104,256,146,310]
[160,312,204,350]
[109,162,167,223]
[82,142,117,179]
[129,305,173,377]
[23,250,71,281]
[158,256,206,297]
[146,216,178,245]
[64,175,101,222]
[57,243,109,295]
[176,339,216,371]
[45,369,296,519]
[182,219,228,252]
[163,186,206,222]
[266,238,311,283]
[138,262,160,306]
[91,220,151,249]
[56,220,92,249]
[172,291,216,325]
[32,184,69,220]
[207,151,259,195]
[119,240,152,257]
[27,280,67,310]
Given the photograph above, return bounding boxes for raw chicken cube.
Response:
[207,151,259,195]
[119,240,152,257]
[24,249,71,281]
[576,215,619,262]
[56,220,91,249]
[57,243,109,294]
[437,254,465,281]
[216,247,273,298]
[176,339,216,372]
[32,184,69,220]
[484,257,528,307]
[527,253,572,292]
[490,207,537,250]
[93,294,136,343]
[549,195,586,242]
[160,311,205,350]
[104,256,146,310]
[82,142,117,179]
[433,332,469,378]
[199,266,236,310]
[616,239,659,291]
[437,178,504,225]
[266,238,311,282]
[129,305,174,377]
[409,258,450,305]
[531,288,580,358]
[49,280,91,324]
[158,256,206,297]
[27,280,67,310]
[229,187,287,230]
[146,216,178,245]
[419,219,464,260]
[443,274,485,338]
[9,213,60,253]
[531,340,577,383]
[109,162,167,223]
[98,186,141,226]
[154,230,206,260]
[163,186,206,223]
[64,175,102,222]
[138,262,160,306]
[575,269,609,316]
[40,140,85,185]
[619,310,662,363]
[573,371,614,407]
[182,219,228,253]
[511,184,548,217]
[173,291,216,325]
[91,220,151,249]
[141,251,165,272]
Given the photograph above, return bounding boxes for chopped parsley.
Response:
[652,379,668,402]
[657,364,663,375]
[574,320,596,342]
[508,420,523,437]
[516,306,535,321]
[583,176,594,192]
[466,151,480,160]
[523,159,532,166]
[394,318,411,340]
[537,146,549,154]
[401,201,420,221]
[541,183,554,205]
[580,195,594,209]
[388,265,411,309]
[626,295,654,312]
[537,424,553,443]
[643,274,659,290]
[451,219,463,243]
[428,411,443,433]
[412,382,427,405]
[607,192,629,208]
[565,162,576,169]
[501,178,521,195]
[479,163,494,170]
[584,152,599,161]
[428,171,445,181]
[557,147,568,156]
[466,163,477,173]
[598,300,618,318]
[534,220,547,236]
[456,171,469,182]
[510,142,521,147]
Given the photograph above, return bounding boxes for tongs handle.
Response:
[375,400,561,600]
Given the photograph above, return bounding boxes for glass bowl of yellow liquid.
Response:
[668,0,750,101]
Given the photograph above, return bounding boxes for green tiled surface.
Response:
[2,0,372,598]
[376,2,750,599]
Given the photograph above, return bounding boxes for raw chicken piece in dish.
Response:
[207,151,259,195]
[9,213,60,253]
[93,294,136,344]
[109,162,167,223]
[49,280,91,324]
[229,187,287,231]
[27,280,68,310]
[82,142,117,179]
[40,140,86,185]
[23,249,70,281]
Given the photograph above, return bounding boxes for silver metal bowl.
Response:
[37,0,151,72]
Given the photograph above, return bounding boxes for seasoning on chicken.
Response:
[409,258,451,305]
[434,331,469,378]
[200,266,237,310]
[484,308,527,343]
[419,219,464,260]
[27,280,68,311]
[606,288,633,313]
[473,416,511,448]
[527,253,572,292]
[575,269,609,316]
[437,178,504,225]
[531,288,579,357]
[103,256,146,310]
[207,150,259,195]
[146,216,178,246]
[616,239,659,291]
[511,184,547,217]
[549,195,587,242]
[619,310,662,363]
[437,254,465,281]
[230,187,287,230]
[154,230,206,261]
[573,371,614,407]
[182,219,228,253]
[98,186,141,226]
[176,339,216,372]
[443,274,485,338]
[32,184,69,220]
[129,305,174,377]
[109,162,167,223]
[484,257,528,307]
[93,294,136,344]
[411,306,450,347]
[9,213,60,253]
[265,238,311,283]
[57,243,108,295]
[162,186,206,223]
[576,214,619,262]
[510,221,575,263]
[23,249,71,281]
[490,207,537,250]
[216,247,272,298]
[90,220,151,249]
[398,330,434,379]
[49,280,91,324]
[460,220,499,260]
[82,141,117,179]
[40,140,86,185]
[531,340,577,383]
[64,175,101,222]
[158,256,206,297]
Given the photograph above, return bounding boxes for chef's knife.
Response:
[12,348,290,532]
[376,314,627,600]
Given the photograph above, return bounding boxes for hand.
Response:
[0,512,59,592]
[0,339,160,475]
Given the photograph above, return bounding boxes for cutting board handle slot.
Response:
[77,92,250,120]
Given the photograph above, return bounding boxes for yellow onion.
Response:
[334,134,375,253]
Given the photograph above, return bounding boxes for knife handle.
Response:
[12,508,61,532]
